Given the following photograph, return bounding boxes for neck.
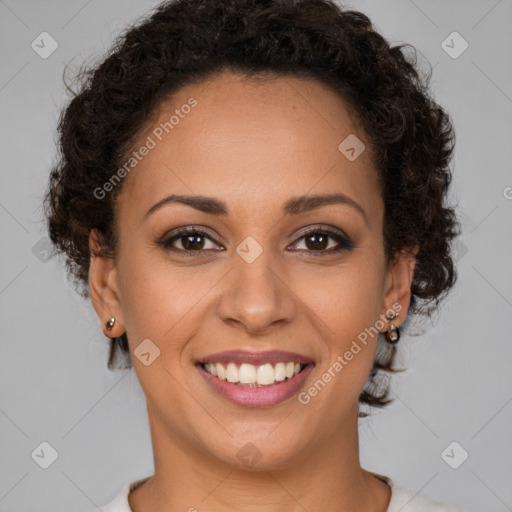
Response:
[129,402,391,512]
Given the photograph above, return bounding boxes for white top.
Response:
[86,473,461,512]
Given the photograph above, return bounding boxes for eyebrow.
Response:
[144,193,367,222]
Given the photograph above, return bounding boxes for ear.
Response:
[88,229,125,338]
[381,245,419,325]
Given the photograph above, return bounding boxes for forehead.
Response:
[116,70,380,221]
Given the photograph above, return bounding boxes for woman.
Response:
[44,0,461,510]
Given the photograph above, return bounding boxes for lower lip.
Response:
[197,363,314,407]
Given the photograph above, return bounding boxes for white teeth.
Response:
[285,362,295,379]
[239,363,257,383]
[207,363,217,377]
[216,363,226,380]
[257,363,275,385]
[203,361,305,386]
[226,362,238,383]
[274,362,286,382]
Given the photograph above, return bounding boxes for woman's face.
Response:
[90,70,414,470]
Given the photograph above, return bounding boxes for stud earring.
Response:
[105,317,116,331]
[385,324,400,343]
[383,309,400,343]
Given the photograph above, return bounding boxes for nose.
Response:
[217,250,297,335]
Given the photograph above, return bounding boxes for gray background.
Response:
[1,0,511,511]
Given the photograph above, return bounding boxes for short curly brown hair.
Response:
[43,0,460,415]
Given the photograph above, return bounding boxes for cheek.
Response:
[115,248,175,344]
[301,258,385,337]
[295,258,385,389]
[116,247,217,351]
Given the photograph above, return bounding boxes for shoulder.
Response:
[387,479,461,512]
[83,477,150,512]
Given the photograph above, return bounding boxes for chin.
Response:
[205,430,310,472]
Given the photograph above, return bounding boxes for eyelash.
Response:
[157,225,354,258]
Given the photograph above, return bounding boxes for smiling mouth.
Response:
[200,361,308,387]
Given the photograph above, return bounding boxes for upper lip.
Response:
[197,350,314,367]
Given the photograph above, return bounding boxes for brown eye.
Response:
[159,227,222,255]
[304,232,329,250]
[158,225,354,258]
[178,232,206,251]
[289,228,354,255]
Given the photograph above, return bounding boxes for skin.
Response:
[89,70,417,512]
